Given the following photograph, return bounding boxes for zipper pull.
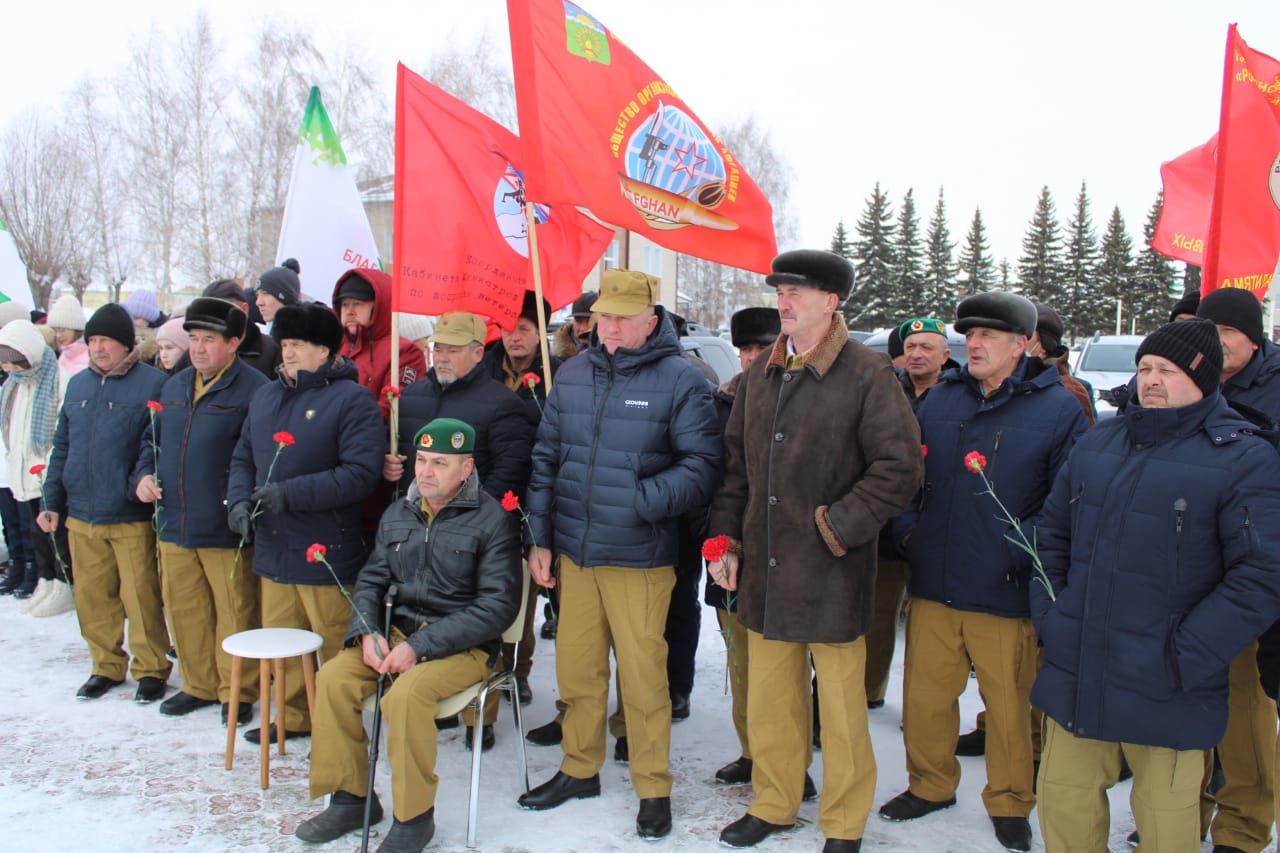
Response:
[993,429,1003,454]
[1173,498,1187,533]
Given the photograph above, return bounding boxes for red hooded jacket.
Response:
[332,268,427,420]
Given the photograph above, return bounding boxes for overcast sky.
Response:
[5,0,1279,268]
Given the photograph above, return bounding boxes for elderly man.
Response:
[708,252,923,852]
[881,292,1088,852]
[1033,318,1280,851]
[517,270,722,840]
[40,303,170,702]
[228,303,384,744]
[135,298,267,724]
[298,418,521,852]
[202,279,281,378]
[482,291,561,428]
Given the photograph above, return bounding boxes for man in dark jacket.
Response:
[134,298,267,724]
[482,290,561,428]
[332,268,427,420]
[298,418,521,851]
[1032,318,1280,851]
[227,303,384,744]
[708,252,923,852]
[202,279,281,379]
[516,270,722,841]
[880,292,1088,853]
[1195,287,1280,853]
[40,303,171,703]
[551,291,596,361]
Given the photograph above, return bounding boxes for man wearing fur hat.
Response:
[40,303,171,702]
[134,298,268,725]
[880,291,1088,852]
[331,268,427,420]
[228,303,384,744]
[203,279,281,379]
[706,250,922,852]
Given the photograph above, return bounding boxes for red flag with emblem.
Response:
[1152,135,1216,266]
[1202,25,1280,299]
[506,0,778,274]
[392,63,614,329]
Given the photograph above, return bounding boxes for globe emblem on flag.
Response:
[493,163,550,258]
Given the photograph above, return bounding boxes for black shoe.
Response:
[715,757,753,785]
[1126,830,1139,848]
[803,772,818,802]
[244,723,309,744]
[526,719,563,746]
[435,714,460,730]
[636,797,671,839]
[222,702,253,727]
[878,790,956,821]
[719,813,794,848]
[823,840,862,853]
[465,725,495,752]
[867,699,885,710]
[517,771,601,810]
[991,816,1032,852]
[376,809,435,853]
[76,674,124,700]
[516,676,532,706]
[13,581,36,599]
[671,693,690,720]
[0,561,30,595]
[540,604,557,639]
[134,677,167,704]
[955,727,986,756]
[614,736,629,764]
[159,691,217,716]
[1212,847,1248,853]
[295,791,382,843]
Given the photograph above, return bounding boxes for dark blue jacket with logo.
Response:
[228,357,384,585]
[894,357,1088,618]
[1031,393,1280,749]
[135,358,268,548]
[526,306,723,569]
[45,354,168,525]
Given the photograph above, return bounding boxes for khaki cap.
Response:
[429,312,487,346]
[592,269,658,317]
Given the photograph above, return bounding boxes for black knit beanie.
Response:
[887,326,904,360]
[1135,318,1223,399]
[1196,288,1265,350]
[1169,289,1201,322]
[258,261,302,307]
[84,303,136,350]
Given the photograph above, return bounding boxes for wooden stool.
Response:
[222,627,324,789]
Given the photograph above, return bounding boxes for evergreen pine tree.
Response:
[846,182,897,329]
[1133,193,1179,333]
[924,188,957,318]
[1096,205,1136,334]
[999,259,1011,290]
[1017,186,1066,305]
[1061,180,1099,342]
[957,208,996,296]
[891,188,926,323]
[1184,263,1202,294]
[829,219,853,259]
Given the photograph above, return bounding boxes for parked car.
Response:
[682,335,739,384]
[848,330,874,343]
[1073,333,1143,418]
[857,326,969,366]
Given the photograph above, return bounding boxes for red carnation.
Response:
[501,490,520,512]
[29,463,47,476]
[273,431,296,447]
[702,534,731,564]
[921,444,928,459]
[146,401,163,413]
[306,543,327,563]
[964,450,988,474]
[381,385,400,400]
[522,372,541,388]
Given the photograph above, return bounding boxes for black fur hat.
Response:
[955,291,1037,337]
[730,307,780,348]
[271,303,343,354]
[765,250,854,300]
[183,297,247,340]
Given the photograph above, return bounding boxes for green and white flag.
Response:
[276,87,381,302]
[0,216,34,310]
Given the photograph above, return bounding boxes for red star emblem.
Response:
[670,142,706,179]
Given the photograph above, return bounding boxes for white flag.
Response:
[276,86,381,303]
[0,216,35,310]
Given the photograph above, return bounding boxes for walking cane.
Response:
[361,584,397,853]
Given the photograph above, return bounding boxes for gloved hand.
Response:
[250,482,288,514]
[228,501,254,543]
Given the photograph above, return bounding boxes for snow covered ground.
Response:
[0,589,1256,852]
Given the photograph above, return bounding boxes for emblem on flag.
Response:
[493,164,551,258]
[564,1,610,64]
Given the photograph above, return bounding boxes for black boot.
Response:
[955,727,987,756]
[823,840,862,853]
[296,791,382,843]
[465,724,495,752]
[720,814,794,847]
[376,808,434,853]
[526,719,563,746]
[517,772,600,810]
[991,816,1032,852]
[715,757,752,784]
[637,797,671,839]
[878,790,956,821]
[1,561,31,595]
[12,562,38,599]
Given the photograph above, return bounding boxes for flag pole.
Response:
[525,202,554,392]
[389,312,400,453]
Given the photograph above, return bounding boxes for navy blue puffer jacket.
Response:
[1031,393,1280,749]
[526,308,722,568]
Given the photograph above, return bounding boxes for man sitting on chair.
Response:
[298,417,522,852]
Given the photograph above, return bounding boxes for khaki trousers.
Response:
[717,609,751,758]
[973,648,1047,760]
[67,519,170,682]
[309,644,490,821]
[260,578,352,731]
[902,598,1036,817]
[1038,717,1203,852]
[1201,642,1276,851]
[159,543,260,703]
[557,557,675,798]
[865,559,908,704]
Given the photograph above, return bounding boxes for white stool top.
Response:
[223,628,324,660]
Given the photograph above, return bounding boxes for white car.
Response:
[1072,334,1143,418]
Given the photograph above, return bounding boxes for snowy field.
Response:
[0,588,1261,852]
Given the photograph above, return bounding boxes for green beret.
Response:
[898,317,947,342]
[413,418,475,455]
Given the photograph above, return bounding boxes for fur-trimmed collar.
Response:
[89,347,142,379]
[765,314,849,378]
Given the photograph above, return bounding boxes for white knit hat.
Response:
[397,313,434,343]
[0,301,27,329]
[0,320,49,367]
[47,294,86,331]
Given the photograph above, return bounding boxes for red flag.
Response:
[392,63,614,329]
[1202,26,1280,299]
[1152,135,1216,266]
[507,0,778,274]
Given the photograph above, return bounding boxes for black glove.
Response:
[228,501,254,544]
[250,482,288,514]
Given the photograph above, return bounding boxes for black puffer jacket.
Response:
[346,474,521,663]
[527,305,723,568]
[481,339,561,430]
[238,323,281,379]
